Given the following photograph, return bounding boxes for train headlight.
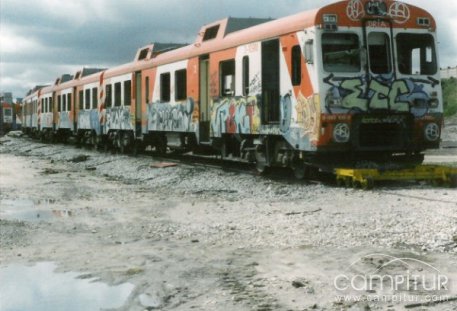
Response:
[333,123,351,143]
[424,123,440,142]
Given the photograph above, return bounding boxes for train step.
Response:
[335,165,457,190]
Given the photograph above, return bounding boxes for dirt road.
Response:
[1,135,457,310]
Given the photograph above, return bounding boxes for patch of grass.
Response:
[442,78,457,117]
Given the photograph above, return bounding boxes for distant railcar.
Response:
[22,0,443,175]
[1,102,14,134]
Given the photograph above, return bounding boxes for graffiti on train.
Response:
[148,98,195,132]
[324,74,437,115]
[105,107,134,131]
[295,93,320,142]
[57,112,71,130]
[210,96,260,136]
[78,110,101,134]
[280,93,320,145]
[41,113,53,129]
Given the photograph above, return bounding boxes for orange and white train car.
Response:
[127,0,443,172]
[22,0,444,173]
[38,84,54,140]
[22,86,45,136]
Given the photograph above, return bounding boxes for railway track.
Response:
[14,135,457,190]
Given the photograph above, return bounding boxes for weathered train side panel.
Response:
[147,59,199,133]
[78,110,101,134]
[105,106,134,132]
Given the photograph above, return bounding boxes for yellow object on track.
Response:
[335,165,457,190]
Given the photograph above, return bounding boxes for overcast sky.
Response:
[1,0,456,99]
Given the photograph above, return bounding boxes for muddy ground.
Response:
[0,132,456,311]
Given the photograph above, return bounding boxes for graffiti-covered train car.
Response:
[21,0,443,176]
[128,0,442,174]
[22,86,47,137]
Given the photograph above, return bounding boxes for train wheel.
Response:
[50,132,55,144]
[118,133,127,154]
[255,160,269,175]
[292,162,309,180]
[155,135,168,155]
[362,178,374,190]
[353,180,361,189]
[336,178,345,187]
[91,133,99,151]
[255,146,269,175]
[132,141,140,156]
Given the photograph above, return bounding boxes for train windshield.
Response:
[368,32,392,74]
[322,33,361,72]
[396,33,437,75]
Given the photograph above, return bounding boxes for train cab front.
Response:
[316,111,442,165]
[312,0,443,167]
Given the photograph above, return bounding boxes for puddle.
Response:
[0,199,73,222]
[0,262,134,311]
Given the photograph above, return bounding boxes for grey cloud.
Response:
[1,0,455,99]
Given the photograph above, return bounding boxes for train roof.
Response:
[131,0,435,69]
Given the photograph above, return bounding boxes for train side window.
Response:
[105,84,112,108]
[92,87,97,109]
[220,59,235,96]
[49,97,53,112]
[175,69,187,101]
[145,77,150,104]
[62,95,67,112]
[396,33,437,75]
[85,89,90,110]
[114,82,121,107]
[322,33,360,72]
[42,99,45,113]
[67,94,71,112]
[160,73,171,102]
[292,45,302,86]
[124,80,131,106]
[242,56,249,96]
[368,32,391,74]
[304,39,314,64]
[79,91,83,110]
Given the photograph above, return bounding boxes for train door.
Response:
[135,71,142,136]
[72,87,77,132]
[261,39,280,124]
[52,92,56,131]
[199,55,210,142]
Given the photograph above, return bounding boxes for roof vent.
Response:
[203,25,220,41]
[138,48,149,60]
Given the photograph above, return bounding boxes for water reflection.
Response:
[0,262,134,311]
[0,199,72,222]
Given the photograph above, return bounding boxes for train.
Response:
[20,0,443,177]
[0,101,21,135]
